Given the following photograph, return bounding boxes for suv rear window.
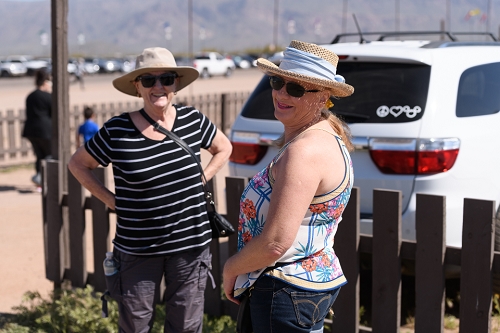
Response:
[241,62,431,124]
[456,62,500,117]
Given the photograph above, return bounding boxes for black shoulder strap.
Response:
[139,109,214,204]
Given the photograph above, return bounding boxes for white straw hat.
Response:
[257,40,354,97]
[113,47,199,96]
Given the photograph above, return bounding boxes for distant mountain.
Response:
[0,0,498,58]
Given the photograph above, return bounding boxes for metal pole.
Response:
[395,0,400,33]
[446,0,451,31]
[188,0,193,97]
[342,0,348,34]
[487,0,492,33]
[272,0,279,51]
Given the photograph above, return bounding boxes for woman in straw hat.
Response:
[223,40,354,332]
[68,47,232,332]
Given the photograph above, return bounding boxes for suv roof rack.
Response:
[331,31,498,44]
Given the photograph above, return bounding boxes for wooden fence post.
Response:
[222,176,248,319]
[415,194,446,333]
[459,198,495,332]
[330,187,360,333]
[220,93,227,133]
[90,167,111,292]
[44,159,65,284]
[372,189,402,333]
[204,178,223,316]
[67,168,87,288]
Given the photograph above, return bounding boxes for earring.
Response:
[174,91,177,95]
[325,99,334,109]
[137,92,141,98]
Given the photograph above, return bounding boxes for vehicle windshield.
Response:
[241,62,431,124]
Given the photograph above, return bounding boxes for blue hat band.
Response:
[279,47,345,83]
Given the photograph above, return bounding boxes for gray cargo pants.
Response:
[111,246,211,333]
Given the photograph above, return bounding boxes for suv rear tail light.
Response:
[369,138,460,174]
[230,142,268,165]
[229,131,278,165]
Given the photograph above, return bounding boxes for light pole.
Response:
[164,23,172,49]
[188,0,193,96]
[77,32,85,55]
[395,0,400,33]
[271,0,279,51]
[314,18,322,43]
[342,0,348,34]
[39,29,49,56]
[287,19,295,43]
[199,27,206,52]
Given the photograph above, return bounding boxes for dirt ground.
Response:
[0,69,262,315]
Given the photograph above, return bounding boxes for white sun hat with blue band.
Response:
[256,40,354,97]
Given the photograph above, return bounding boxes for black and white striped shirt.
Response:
[85,105,216,256]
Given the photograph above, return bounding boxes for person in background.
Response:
[73,58,86,90]
[223,40,355,332]
[76,106,98,147]
[68,47,232,332]
[22,69,52,189]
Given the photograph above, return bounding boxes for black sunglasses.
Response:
[269,76,320,98]
[136,73,178,88]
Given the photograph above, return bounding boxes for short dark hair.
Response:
[83,106,94,119]
[35,69,50,87]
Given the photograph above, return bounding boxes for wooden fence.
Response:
[0,91,249,168]
[40,159,500,332]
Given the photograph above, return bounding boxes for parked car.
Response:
[267,51,284,65]
[118,57,135,73]
[0,59,27,77]
[95,58,122,73]
[228,31,500,250]
[83,58,100,75]
[231,54,257,69]
[174,56,193,67]
[192,52,235,78]
[1,55,49,76]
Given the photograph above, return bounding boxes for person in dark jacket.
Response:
[22,69,52,187]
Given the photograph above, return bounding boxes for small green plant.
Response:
[444,314,459,330]
[1,286,118,333]
[0,286,236,333]
[493,294,500,316]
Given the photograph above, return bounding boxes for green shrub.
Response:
[0,286,235,333]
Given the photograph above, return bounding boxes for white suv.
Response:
[229,32,500,249]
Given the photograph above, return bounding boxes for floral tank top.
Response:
[233,129,354,297]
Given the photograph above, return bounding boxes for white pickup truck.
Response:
[192,52,235,78]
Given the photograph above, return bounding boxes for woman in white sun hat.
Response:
[223,40,354,333]
[68,47,232,333]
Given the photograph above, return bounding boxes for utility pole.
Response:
[446,0,451,31]
[272,0,279,51]
[342,0,348,34]
[486,0,492,33]
[395,0,400,33]
[188,0,193,96]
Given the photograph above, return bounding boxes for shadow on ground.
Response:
[0,185,38,194]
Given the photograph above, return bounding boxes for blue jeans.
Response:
[250,275,340,333]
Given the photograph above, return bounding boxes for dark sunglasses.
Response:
[269,76,320,98]
[136,73,178,88]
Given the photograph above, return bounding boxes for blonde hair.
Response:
[274,108,353,152]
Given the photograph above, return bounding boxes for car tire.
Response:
[201,68,210,79]
[493,205,500,293]
[225,68,233,77]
